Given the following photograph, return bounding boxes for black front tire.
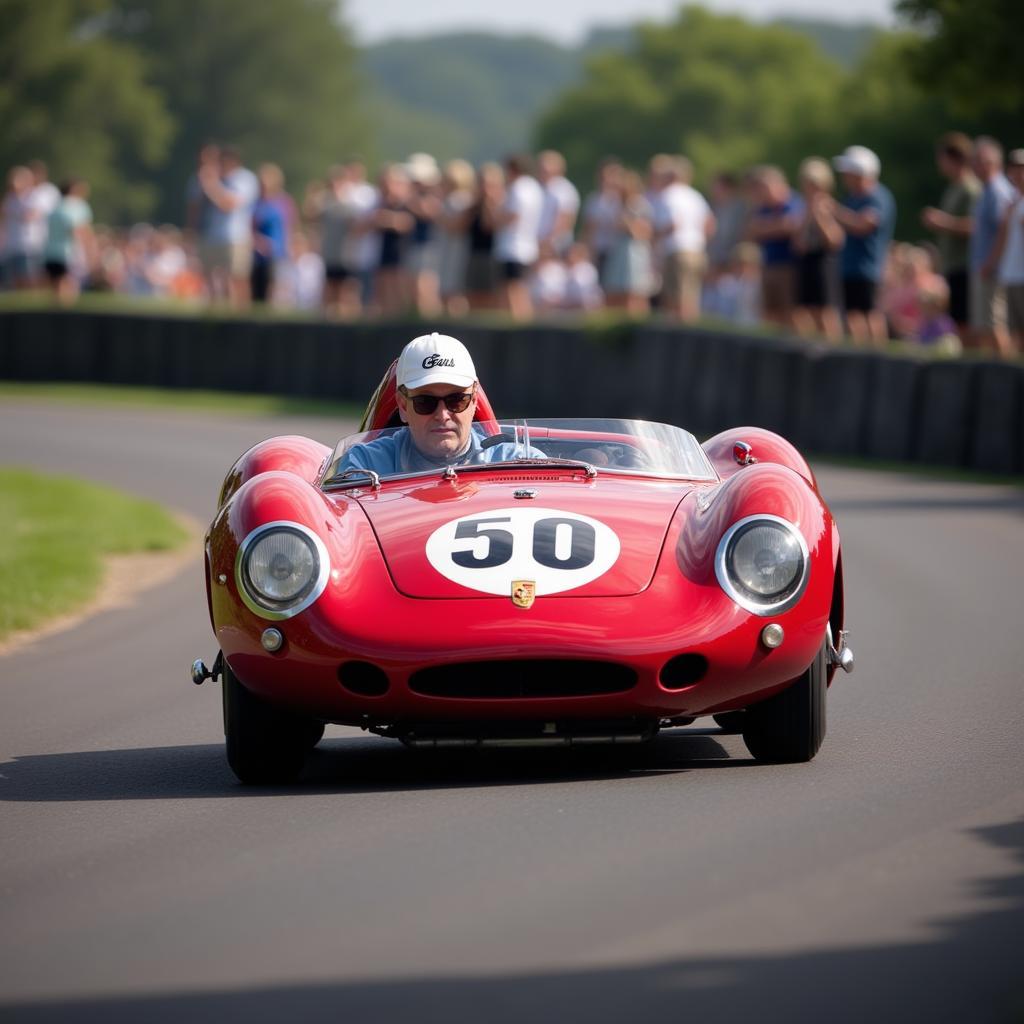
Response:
[713,711,746,734]
[222,658,316,784]
[741,642,827,763]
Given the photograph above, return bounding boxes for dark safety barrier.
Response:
[1,310,1021,474]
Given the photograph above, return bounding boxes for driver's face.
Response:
[397,381,477,461]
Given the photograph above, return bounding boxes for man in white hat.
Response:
[340,332,541,475]
[831,145,895,344]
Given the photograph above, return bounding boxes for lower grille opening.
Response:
[660,653,708,690]
[409,659,637,699]
[338,661,390,697]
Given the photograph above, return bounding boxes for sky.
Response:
[345,0,896,45]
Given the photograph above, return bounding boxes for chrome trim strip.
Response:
[713,513,811,617]
[234,520,331,622]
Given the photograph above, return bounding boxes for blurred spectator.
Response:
[745,165,802,328]
[198,145,259,307]
[43,178,96,304]
[530,244,568,311]
[341,162,380,312]
[916,281,961,354]
[563,243,602,311]
[141,225,191,299]
[881,243,945,339]
[308,165,359,318]
[703,241,761,327]
[436,159,476,317]
[536,150,580,256]
[987,148,1024,354]
[602,169,655,315]
[921,132,980,339]
[581,157,623,287]
[185,143,218,243]
[251,164,289,304]
[791,158,844,341]
[706,171,748,281]
[404,153,443,317]
[373,163,415,315]
[26,161,60,285]
[465,162,504,311]
[276,230,324,311]
[832,145,896,345]
[649,154,714,322]
[970,137,1015,356]
[2,165,36,288]
[493,154,543,321]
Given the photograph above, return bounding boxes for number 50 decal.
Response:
[425,507,620,596]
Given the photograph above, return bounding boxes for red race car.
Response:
[194,363,853,783]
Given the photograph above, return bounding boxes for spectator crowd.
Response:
[3,134,1023,357]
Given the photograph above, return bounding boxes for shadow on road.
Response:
[2,816,1021,1023]
[0,730,752,802]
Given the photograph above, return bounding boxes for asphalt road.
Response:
[1,399,1022,1023]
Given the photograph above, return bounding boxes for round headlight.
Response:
[715,515,809,615]
[236,522,329,620]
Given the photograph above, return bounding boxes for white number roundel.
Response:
[425,506,620,596]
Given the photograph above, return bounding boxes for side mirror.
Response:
[733,441,758,466]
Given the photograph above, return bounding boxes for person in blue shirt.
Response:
[969,137,1016,356]
[341,333,541,476]
[251,164,289,304]
[832,146,896,345]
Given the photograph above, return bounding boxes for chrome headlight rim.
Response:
[234,521,330,621]
[714,513,810,616]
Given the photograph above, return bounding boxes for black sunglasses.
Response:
[403,390,475,415]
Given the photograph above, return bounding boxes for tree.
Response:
[895,0,1024,117]
[0,0,172,222]
[534,6,844,186]
[103,0,371,223]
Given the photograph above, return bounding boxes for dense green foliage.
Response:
[362,32,595,165]
[103,0,369,223]
[537,8,845,189]
[0,0,368,223]
[534,4,1021,237]
[0,467,187,639]
[1,1,1017,229]
[0,0,173,221]
[896,0,1024,116]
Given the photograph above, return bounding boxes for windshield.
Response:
[323,419,716,486]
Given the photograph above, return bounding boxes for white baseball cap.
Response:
[833,145,881,179]
[396,332,477,391]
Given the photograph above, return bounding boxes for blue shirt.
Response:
[756,195,804,265]
[969,173,1015,272]
[840,184,895,282]
[252,199,287,262]
[340,425,544,477]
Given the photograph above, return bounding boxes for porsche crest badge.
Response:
[511,580,536,610]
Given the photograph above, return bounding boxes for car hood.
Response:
[352,473,693,599]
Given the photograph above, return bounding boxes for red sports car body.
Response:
[196,367,853,783]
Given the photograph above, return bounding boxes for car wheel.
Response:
[222,658,313,784]
[713,711,746,734]
[741,642,826,763]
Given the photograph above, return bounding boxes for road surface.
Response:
[1,399,1022,1022]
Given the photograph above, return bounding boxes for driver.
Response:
[341,332,542,475]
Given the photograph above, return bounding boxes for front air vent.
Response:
[409,660,637,699]
[338,661,390,697]
[660,654,708,690]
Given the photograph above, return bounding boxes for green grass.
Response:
[0,467,189,640]
[0,381,361,419]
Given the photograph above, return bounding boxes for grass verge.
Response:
[0,381,360,419]
[0,467,189,641]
